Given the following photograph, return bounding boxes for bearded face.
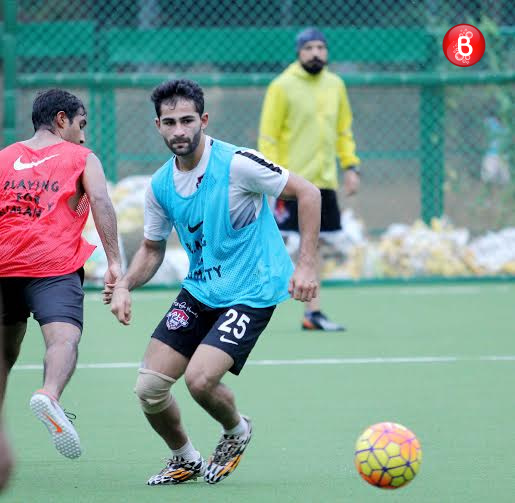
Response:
[156,98,206,157]
[298,40,328,75]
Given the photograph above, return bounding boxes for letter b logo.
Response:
[442,24,485,67]
[457,36,473,56]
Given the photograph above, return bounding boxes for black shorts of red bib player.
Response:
[0,89,122,460]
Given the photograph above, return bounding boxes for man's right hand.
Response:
[110,286,132,325]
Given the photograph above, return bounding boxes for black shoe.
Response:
[302,311,345,331]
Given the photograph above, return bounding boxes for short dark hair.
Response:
[32,89,86,132]
[150,79,204,117]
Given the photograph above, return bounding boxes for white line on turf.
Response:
[479,355,515,361]
[11,355,515,371]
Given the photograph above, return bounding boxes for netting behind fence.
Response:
[13,81,515,233]
[2,0,514,281]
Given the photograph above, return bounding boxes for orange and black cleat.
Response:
[204,416,253,484]
[147,456,206,485]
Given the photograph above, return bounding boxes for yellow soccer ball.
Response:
[354,422,422,489]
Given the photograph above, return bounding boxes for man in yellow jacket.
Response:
[259,27,360,331]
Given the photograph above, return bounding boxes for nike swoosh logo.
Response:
[44,413,63,433]
[187,221,203,233]
[13,154,60,171]
[220,335,238,345]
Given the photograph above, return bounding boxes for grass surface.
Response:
[3,284,515,502]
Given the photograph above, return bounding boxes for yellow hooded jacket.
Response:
[258,62,360,190]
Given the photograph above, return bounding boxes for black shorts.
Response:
[0,269,85,331]
[274,189,342,232]
[152,289,276,375]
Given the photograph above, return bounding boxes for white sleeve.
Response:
[231,149,289,197]
[144,185,173,241]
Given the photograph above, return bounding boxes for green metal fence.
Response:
[2,0,515,280]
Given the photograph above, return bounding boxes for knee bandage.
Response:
[134,368,176,414]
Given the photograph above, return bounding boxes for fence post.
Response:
[88,87,97,152]
[100,88,118,182]
[3,0,17,146]
[420,85,445,224]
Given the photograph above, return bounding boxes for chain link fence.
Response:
[2,0,515,281]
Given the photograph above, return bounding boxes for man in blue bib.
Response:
[109,79,321,486]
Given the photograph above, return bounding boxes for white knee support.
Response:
[134,368,176,414]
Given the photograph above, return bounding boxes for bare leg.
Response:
[1,322,27,402]
[2,322,27,371]
[144,396,188,450]
[0,421,13,491]
[140,338,190,450]
[184,344,240,430]
[0,323,18,489]
[40,322,81,400]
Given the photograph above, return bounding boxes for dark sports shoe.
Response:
[302,311,345,331]
[204,416,252,484]
[147,455,206,485]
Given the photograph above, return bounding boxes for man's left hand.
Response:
[288,264,318,302]
[344,168,360,196]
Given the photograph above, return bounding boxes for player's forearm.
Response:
[90,198,122,266]
[337,131,360,168]
[296,183,321,268]
[337,85,360,167]
[117,240,166,290]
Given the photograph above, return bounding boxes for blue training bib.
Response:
[151,138,293,308]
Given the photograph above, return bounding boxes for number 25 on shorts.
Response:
[219,309,250,345]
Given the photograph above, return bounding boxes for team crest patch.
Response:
[166,309,190,330]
